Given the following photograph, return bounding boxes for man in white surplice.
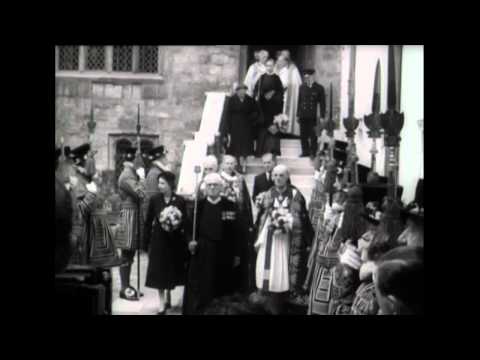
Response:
[244,50,269,97]
[275,51,302,135]
[254,164,314,314]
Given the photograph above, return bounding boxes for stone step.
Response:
[281,139,302,148]
[280,146,302,158]
[246,165,314,175]
[247,156,313,168]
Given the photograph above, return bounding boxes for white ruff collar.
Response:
[154,160,170,172]
[207,196,221,205]
[221,171,238,183]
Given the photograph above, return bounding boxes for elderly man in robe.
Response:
[183,172,241,314]
[275,53,302,135]
[196,155,219,199]
[254,164,314,314]
[244,49,269,97]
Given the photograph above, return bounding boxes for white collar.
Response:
[221,171,238,182]
[207,196,221,205]
[153,160,170,172]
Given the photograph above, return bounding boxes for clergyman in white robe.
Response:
[276,61,302,135]
[244,62,266,98]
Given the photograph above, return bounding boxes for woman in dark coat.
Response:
[221,84,258,173]
[144,171,188,314]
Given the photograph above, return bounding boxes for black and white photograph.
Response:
[54,45,424,315]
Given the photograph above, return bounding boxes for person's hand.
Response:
[268,124,278,135]
[188,240,198,255]
[69,175,79,188]
[233,256,240,268]
[86,182,98,194]
[264,90,274,100]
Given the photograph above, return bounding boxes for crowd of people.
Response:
[54,48,423,315]
[221,48,326,173]
[55,137,424,315]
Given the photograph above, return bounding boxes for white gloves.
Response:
[86,182,98,194]
[136,167,145,180]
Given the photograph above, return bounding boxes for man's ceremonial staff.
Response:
[342,45,360,187]
[190,165,202,255]
[134,104,145,299]
[364,60,383,183]
[324,83,337,205]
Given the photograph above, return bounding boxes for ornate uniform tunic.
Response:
[115,165,145,250]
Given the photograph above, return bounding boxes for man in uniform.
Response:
[297,69,326,158]
[116,147,146,300]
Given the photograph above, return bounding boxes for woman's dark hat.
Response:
[158,171,176,189]
[302,69,315,75]
[148,145,167,160]
[235,84,248,91]
[362,201,383,225]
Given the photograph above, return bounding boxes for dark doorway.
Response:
[240,45,314,84]
[114,138,154,190]
[247,45,301,65]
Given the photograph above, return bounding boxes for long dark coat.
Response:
[253,73,284,156]
[221,94,258,157]
[183,198,241,315]
[144,193,188,290]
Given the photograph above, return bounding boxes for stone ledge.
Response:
[56,71,165,85]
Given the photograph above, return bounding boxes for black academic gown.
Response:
[183,198,241,315]
[254,73,284,156]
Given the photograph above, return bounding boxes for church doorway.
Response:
[241,45,314,80]
[239,45,315,138]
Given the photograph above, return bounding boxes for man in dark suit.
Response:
[252,153,276,201]
[297,69,326,158]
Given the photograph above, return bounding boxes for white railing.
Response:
[176,91,228,196]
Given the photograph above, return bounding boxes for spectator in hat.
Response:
[115,146,146,300]
[144,171,188,314]
[143,145,170,220]
[297,69,326,158]
[398,180,424,247]
[220,83,258,173]
[373,246,424,315]
[398,203,424,248]
[349,202,396,315]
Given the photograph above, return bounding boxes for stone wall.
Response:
[55,45,241,176]
[312,45,343,126]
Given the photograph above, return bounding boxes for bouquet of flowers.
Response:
[273,114,290,133]
[158,205,183,232]
[268,207,294,234]
[254,192,266,208]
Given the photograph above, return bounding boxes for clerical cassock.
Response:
[183,197,241,315]
[253,72,284,156]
